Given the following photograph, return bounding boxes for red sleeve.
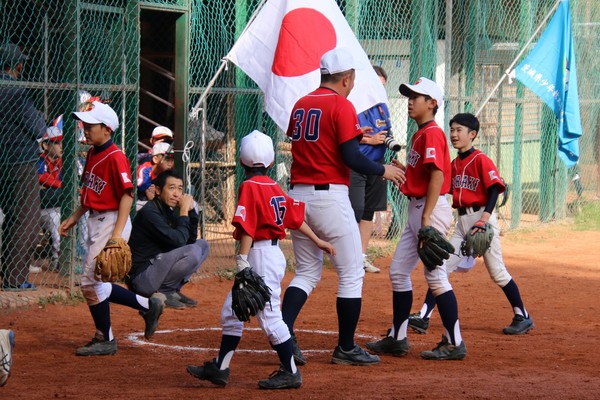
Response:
[111,152,134,199]
[282,194,305,231]
[232,182,257,240]
[335,99,362,145]
[478,155,506,194]
[422,126,448,172]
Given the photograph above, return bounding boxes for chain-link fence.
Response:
[1,0,598,302]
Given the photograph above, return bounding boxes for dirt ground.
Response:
[1,222,599,399]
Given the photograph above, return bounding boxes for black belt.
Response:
[407,196,423,201]
[457,206,481,216]
[289,184,330,190]
[251,238,278,247]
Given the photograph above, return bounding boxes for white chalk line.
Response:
[126,327,380,354]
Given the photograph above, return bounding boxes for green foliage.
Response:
[574,201,600,231]
[37,292,85,308]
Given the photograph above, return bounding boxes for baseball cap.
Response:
[0,43,28,68]
[399,77,444,108]
[43,126,63,142]
[320,48,357,75]
[152,126,174,140]
[152,142,174,156]
[71,101,119,132]
[239,130,274,168]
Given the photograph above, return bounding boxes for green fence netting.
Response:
[1,0,598,303]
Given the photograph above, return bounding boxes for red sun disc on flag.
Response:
[271,8,337,77]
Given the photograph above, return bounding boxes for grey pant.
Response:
[130,239,209,297]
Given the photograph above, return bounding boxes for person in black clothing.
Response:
[128,170,209,309]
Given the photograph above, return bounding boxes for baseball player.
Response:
[281,48,405,366]
[135,141,175,210]
[366,77,467,360]
[187,130,335,389]
[59,101,163,356]
[408,113,534,335]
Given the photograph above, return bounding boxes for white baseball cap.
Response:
[72,101,119,132]
[152,142,174,156]
[239,130,274,168]
[399,77,444,108]
[151,126,174,140]
[320,48,357,75]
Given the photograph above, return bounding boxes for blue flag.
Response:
[515,0,581,167]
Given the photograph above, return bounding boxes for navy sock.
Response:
[436,291,459,344]
[281,286,308,334]
[108,284,146,311]
[392,291,412,339]
[273,338,295,373]
[501,279,527,317]
[336,297,361,351]
[89,299,111,340]
[423,289,436,318]
[216,334,241,369]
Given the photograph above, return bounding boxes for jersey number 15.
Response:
[291,108,322,142]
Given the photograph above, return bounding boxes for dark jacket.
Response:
[0,72,46,165]
[128,198,199,278]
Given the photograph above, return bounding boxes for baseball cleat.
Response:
[258,367,302,389]
[140,296,164,339]
[363,259,380,273]
[408,312,430,334]
[421,335,466,360]
[366,334,409,356]
[0,329,15,386]
[187,359,230,387]
[176,291,198,307]
[331,345,380,366]
[75,333,117,356]
[290,334,306,366]
[503,314,534,335]
[164,292,186,310]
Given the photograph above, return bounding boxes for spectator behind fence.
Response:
[37,126,63,271]
[0,43,46,290]
[128,169,209,309]
[138,125,174,165]
[135,141,175,211]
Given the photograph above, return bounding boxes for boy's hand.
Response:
[145,184,156,200]
[58,216,77,237]
[383,164,406,186]
[316,239,336,256]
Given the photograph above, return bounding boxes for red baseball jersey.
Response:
[232,175,305,241]
[81,142,133,211]
[287,87,362,186]
[451,149,506,208]
[401,121,451,197]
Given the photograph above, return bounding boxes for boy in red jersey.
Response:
[408,113,534,335]
[367,77,467,360]
[59,101,163,356]
[187,130,335,390]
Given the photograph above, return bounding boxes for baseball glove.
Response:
[95,238,132,282]
[231,267,272,322]
[417,226,455,272]
[460,220,494,258]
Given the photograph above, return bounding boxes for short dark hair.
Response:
[450,113,480,134]
[154,169,183,189]
[320,70,353,84]
[372,65,387,82]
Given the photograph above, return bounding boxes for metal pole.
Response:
[474,0,562,117]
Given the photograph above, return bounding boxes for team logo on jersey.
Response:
[488,170,499,181]
[83,171,107,195]
[425,147,436,159]
[454,174,480,191]
[234,205,247,221]
[407,148,420,167]
[121,173,131,183]
[375,119,387,128]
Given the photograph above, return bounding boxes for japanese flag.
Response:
[226,0,388,131]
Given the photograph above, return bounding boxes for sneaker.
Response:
[258,367,302,389]
[176,291,198,307]
[0,329,15,387]
[363,258,381,273]
[291,333,306,366]
[331,345,380,366]
[503,314,534,335]
[164,292,186,310]
[140,296,164,339]
[1,281,36,291]
[75,334,117,356]
[366,331,409,356]
[421,335,467,360]
[408,312,430,334]
[29,265,42,273]
[187,359,230,387]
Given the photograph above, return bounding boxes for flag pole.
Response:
[474,0,563,117]
[189,0,269,120]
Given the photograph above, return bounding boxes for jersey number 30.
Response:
[291,109,322,142]
[270,196,287,226]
